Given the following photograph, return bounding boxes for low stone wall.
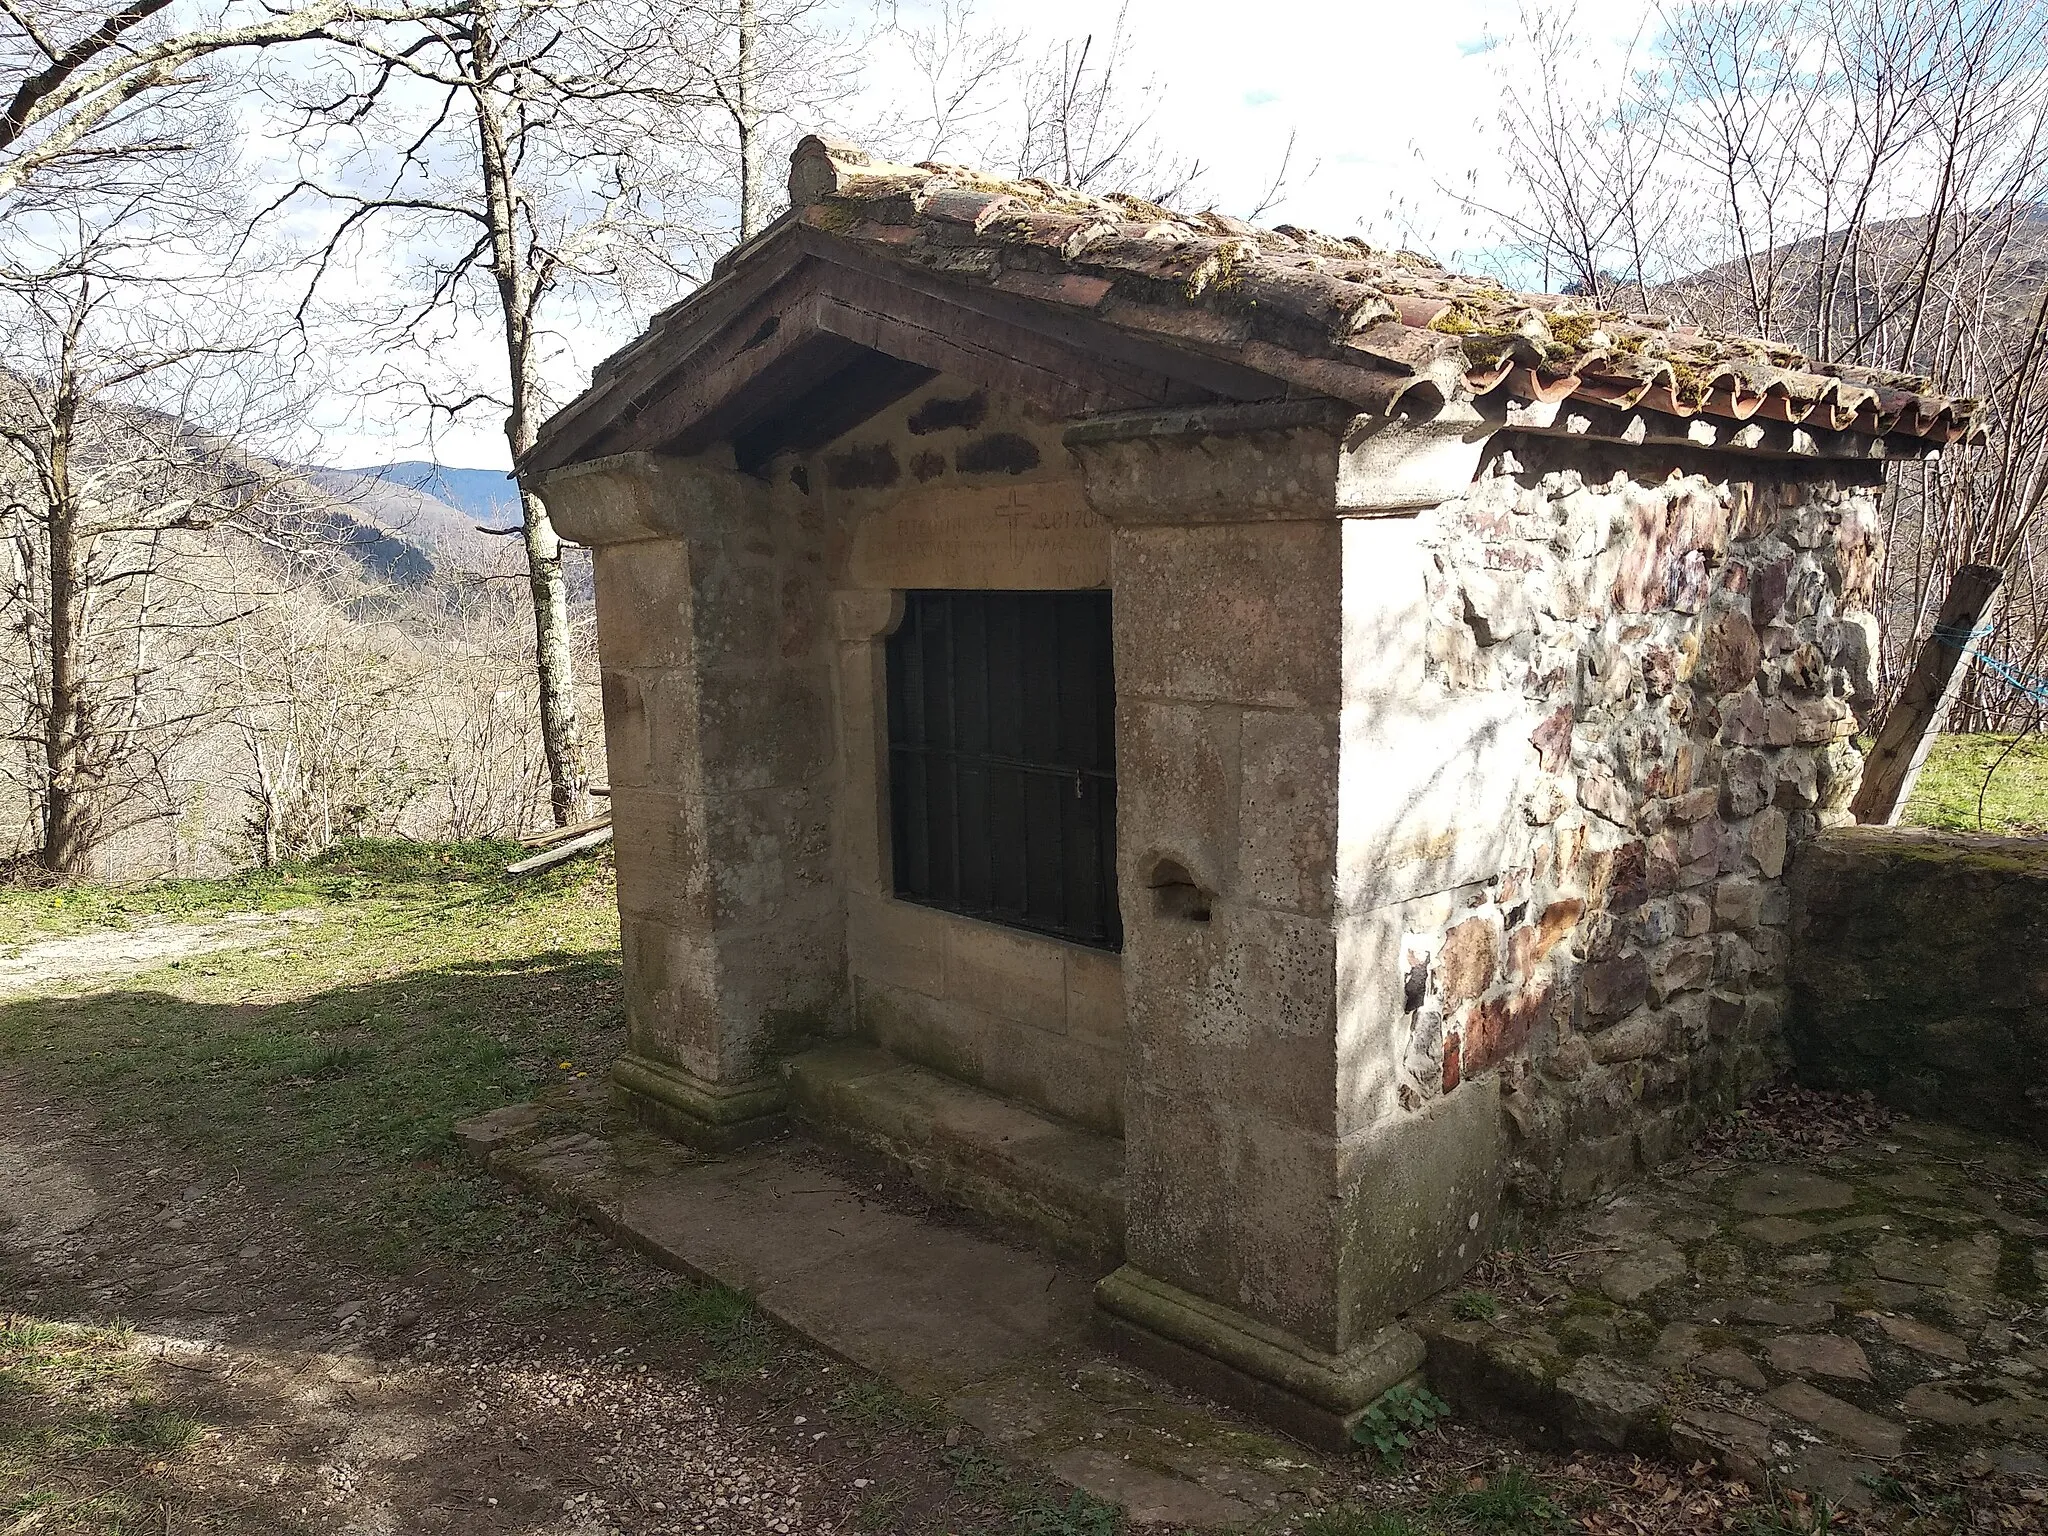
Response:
[1790,826,2048,1143]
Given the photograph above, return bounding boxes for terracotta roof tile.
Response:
[780,135,1986,449]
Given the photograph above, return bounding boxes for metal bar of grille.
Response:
[886,589,1120,950]
[887,745,1114,780]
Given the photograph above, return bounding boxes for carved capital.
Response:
[528,448,767,546]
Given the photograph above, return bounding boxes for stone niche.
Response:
[817,381,1132,1140]
[532,380,1887,1447]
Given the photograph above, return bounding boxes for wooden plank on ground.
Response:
[1850,563,2004,826]
[507,825,614,876]
[517,811,614,850]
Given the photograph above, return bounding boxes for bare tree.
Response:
[0,0,468,207]
[1010,4,1200,203]
[261,0,842,828]
[875,1,1202,204]
[867,0,1022,166]
[1464,0,2048,732]
[213,522,586,866]
[0,221,309,874]
[1455,5,1678,302]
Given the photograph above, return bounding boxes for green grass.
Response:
[1437,1468,1571,1534]
[940,1447,1123,1536]
[1737,1495,1839,1535]
[0,1316,206,1530]
[0,838,623,1276]
[654,1281,784,1383]
[0,842,1141,1534]
[830,1376,938,1431]
[1011,1490,1122,1536]
[0,837,542,940]
[855,1486,911,1530]
[1449,1291,1499,1322]
[1901,732,2048,835]
[1298,1507,1440,1536]
[0,842,1159,1535]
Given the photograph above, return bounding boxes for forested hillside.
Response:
[1,423,600,880]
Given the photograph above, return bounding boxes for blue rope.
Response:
[1932,618,2048,708]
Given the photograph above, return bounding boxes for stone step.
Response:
[783,1041,1125,1269]
[455,1096,1300,1529]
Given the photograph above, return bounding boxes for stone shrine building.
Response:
[520,138,1983,1444]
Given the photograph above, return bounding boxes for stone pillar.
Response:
[532,450,843,1148]
[1068,406,1510,1446]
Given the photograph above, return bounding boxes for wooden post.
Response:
[1850,563,2004,826]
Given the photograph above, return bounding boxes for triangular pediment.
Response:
[525,225,1286,478]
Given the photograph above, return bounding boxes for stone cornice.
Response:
[1065,402,1498,523]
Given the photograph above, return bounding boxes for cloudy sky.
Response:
[315,0,1648,471]
[977,0,1514,240]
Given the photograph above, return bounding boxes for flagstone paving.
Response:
[467,1081,2048,1520]
[1417,1096,2048,1509]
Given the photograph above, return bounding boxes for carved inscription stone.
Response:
[848,480,1109,590]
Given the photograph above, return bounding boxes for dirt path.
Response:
[4,876,1968,1534]
[0,911,321,998]
[0,1074,1009,1535]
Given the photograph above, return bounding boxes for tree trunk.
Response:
[517,483,585,828]
[39,404,89,875]
[40,503,87,873]
[1851,563,2006,825]
[251,733,281,868]
[737,0,764,239]
[470,8,585,828]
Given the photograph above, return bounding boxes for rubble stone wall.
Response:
[1791,826,2048,1144]
[1399,436,1884,1206]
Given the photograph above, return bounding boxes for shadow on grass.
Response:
[0,1291,694,1534]
[0,963,1116,1536]
[0,849,1141,1534]
[0,950,624,1277]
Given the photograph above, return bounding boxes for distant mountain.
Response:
[1644,206,2048,366]
[299,461,527,576]
[296,459,592,602]
[330,461,523,530]
[292,502,436,587]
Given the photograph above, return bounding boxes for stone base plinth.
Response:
[1092,1266,1424,1452]
[611,1053,786,1151]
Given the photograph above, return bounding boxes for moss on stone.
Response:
[1997,1233,2043,1300]
[1428,302,1482,336]
[1666,359,1715,405]
[1198,242,1253,300]
[1459,329,1525,362]
[750,1006,839,1070]
[1544,311,1603,353]
[806,199,867,234]
[1820,825,2048,878]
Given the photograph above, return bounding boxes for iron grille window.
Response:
[886,589,1121,950]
